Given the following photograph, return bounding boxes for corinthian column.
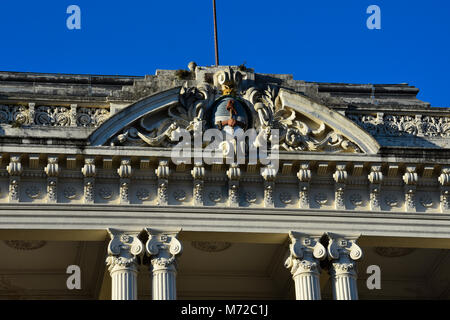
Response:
[326,233,363,300]
[285,232,326,300]
[144,228,183,300]
[106,229,144,300]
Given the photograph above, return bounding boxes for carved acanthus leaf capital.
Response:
[327,233,363,262]
[145,229,182,272]
[106,229,144,272]
[285,232,326,276]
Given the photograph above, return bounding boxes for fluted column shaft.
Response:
[145,228,183,300]
[327,233,363,300]
[106,229,143,300]
[110,265,138,300]
[285,232,326,300]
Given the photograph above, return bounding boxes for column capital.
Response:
[285,232,326,276]
[327,233,363,278]
[106,229,144,273]
[144,228,183,272]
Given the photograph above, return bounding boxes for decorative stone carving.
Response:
[136,188,150,201]
[144,229,183,300]
[191,163,205,206]
[244,191,257,204]
[209,190,222,203]
[315,193,328,205]
[173,189,186,202]
[4,240,46,250]
[44,156,60,203]
[348,113,450,137]
[285,232,326,300]
[368,164,383,211]
[261,165,277,208]
[25,186,41,199]
[419,195,433,208]
[106,229,143,300]
[7,155,23,203]
[64,187,77,200]
[403,166,418,212]
[155,160,170,206]
[297,162,311,209]
[76,107,110,127]
[279,192,292,204]
[349,193,363,206]
[385,195,399,207]
[191,241,232,252]
[333,163,348,210]
[326,233,363,300]
[438,167,450,213]
[99,187,113,200]
[227,163,241,207]
[35,106,71,126]
[117,158,132,204]
[81,157,96,204]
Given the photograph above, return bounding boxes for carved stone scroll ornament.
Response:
[110,82,215,147]
[156,160,170,206]
[227,163,241,207]
[261,165,277,208]
[244,86,361,153]
[81,158,96,204]
[333,164,348,210]
[403,166,418,212]
[191,163,205,206]
[117,158,132,204]
[297,162,312,209]
[368,164,383,211]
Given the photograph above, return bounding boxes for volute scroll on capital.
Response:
[326,233,363,262]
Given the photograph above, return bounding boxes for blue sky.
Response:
[1,0,449,107]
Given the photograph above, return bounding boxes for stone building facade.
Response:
[0,64,449,299]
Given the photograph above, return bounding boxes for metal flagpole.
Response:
[213,0,220,66]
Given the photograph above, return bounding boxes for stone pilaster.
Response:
[155,160,169,206]
[297,162,311,209]
[191,162,205,206]
[81,157,96,204]
[106,228,144,300]
[368,164,383,211]
[333,163,348,210]
[44,156,60,203]
[261,165,277,208]
[285,232,326,300]
[144,228,182,300]
[403,166,418,212]
[438,167,450,213]
[117,158,132,204]
[227,163,241,207]
[327,233,363,300]
[7,155,23,203]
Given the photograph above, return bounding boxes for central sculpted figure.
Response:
[212,82,249,161]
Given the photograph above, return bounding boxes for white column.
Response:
[285,232,326,300]
[326,233,363,300]
[144,228,183,300]
[106,228,143,300]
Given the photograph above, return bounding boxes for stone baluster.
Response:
[44,156,60,203]
[191,162,205,206]
[327,233,363,300]
[333,163,348,210]
[368,164,383,211]
[117,158,132,204]
[261,165,277,208]
[297,162,311,209]
[144,228,183,300]
[403,166,418,212]
[155,160,169,206]
[81,157,96,204]
[227,163,241,207]
[106,229,144,300]
[438,167,450,213]
[7,155,23,203]
[285,232,326,300]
